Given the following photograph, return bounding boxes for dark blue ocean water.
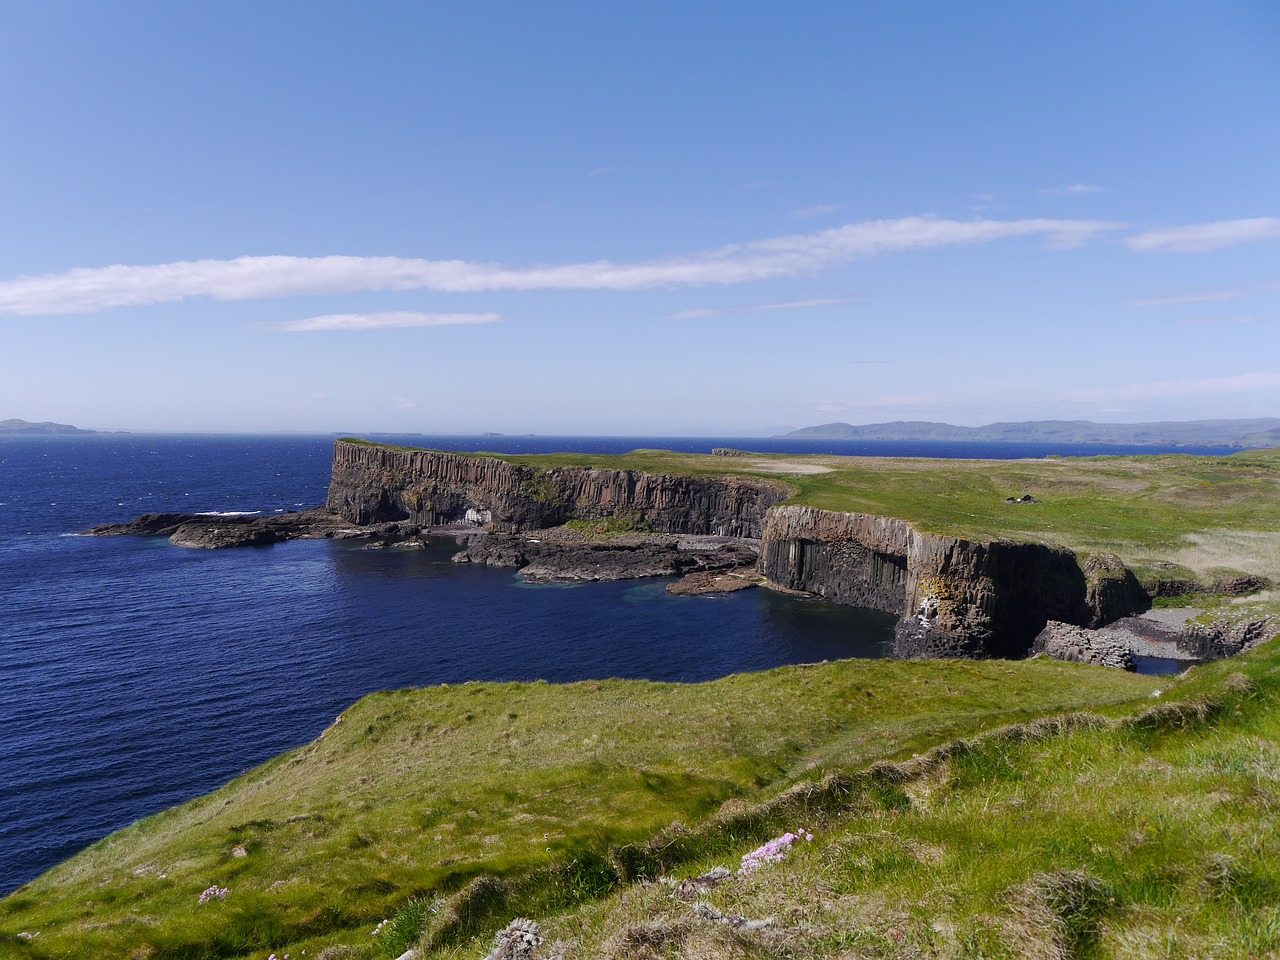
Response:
[0,434,1225,895]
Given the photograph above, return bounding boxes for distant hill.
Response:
[0,418,96,435]
[782,418,1280,447]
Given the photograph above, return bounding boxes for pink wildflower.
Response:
[738,829,814,876]
[197,885,229,904]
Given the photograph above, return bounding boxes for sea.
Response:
[0,433,1234,895]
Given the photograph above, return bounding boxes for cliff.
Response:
[326,440,790,537]
[328,441,1148,659]
[759,505,1146,659]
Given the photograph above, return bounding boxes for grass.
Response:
[465,638,1280,960]
[0,658,1161,959]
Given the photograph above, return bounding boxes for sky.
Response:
[2,1,1278,436]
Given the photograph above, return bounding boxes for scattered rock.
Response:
[485,918,543,960]
[672,866,733,900]
[690,901,773,931]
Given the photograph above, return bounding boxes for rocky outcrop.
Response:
[1081,553,1149,627]
[1031,621,1135,670]
[85,508,369,548]
[1178,615,1279,660]
[453,534,758,584]
[758,505,1148,660]
[327,441,788,537]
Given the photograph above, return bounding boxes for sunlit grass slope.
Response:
[536,638,1280,960]
[1,659,1158,959]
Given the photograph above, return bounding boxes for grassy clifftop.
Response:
[342,440,1280,587]
[2,657,1160,959]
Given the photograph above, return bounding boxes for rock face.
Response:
[758,506,912,614]
[94,441,1158,660]
[758,505,1147,660]
[327,441,789,537]
[1178,615,1279,659]
[1031,621,1135,670]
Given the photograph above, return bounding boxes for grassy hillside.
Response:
[535,638,1280,960]
[1,658,1160,959]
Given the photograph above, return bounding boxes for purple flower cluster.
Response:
[197,885,229,904]
[738,828,814,876]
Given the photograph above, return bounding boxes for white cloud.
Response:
[1057,371,1280,403]
[278,311,502,332]
[394,397,420,409]
[667,297,856,320]
[1040,183,1104,197]
[789,203,842,220]
[1126,217,1280,254]
[0,216,1122,316]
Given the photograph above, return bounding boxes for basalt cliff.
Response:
[326,440,786,537]
[324,440,1148,659]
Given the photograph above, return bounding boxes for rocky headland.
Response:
[87,439,1277,665]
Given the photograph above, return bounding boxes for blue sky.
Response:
[2,2,1278,435]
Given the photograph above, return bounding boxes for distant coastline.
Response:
[782,417,1280,447]
[0,418,96,435]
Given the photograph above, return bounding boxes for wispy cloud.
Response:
[588,166,615,177]
[1126,217,1280,254]
[0,216,1123,316]
[277,311,502,332]
[1057,371,1280,403]
[393,397,420,409]
[1040,183,1104,197]
[667,296,856,320]
[1125,280,1280,307]
[789,203,842,220]
[1174,315,1272,326]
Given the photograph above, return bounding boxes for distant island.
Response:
[782,417,1280,447]
[0,418,96,435]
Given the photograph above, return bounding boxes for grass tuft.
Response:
[1007,870,1114,960]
